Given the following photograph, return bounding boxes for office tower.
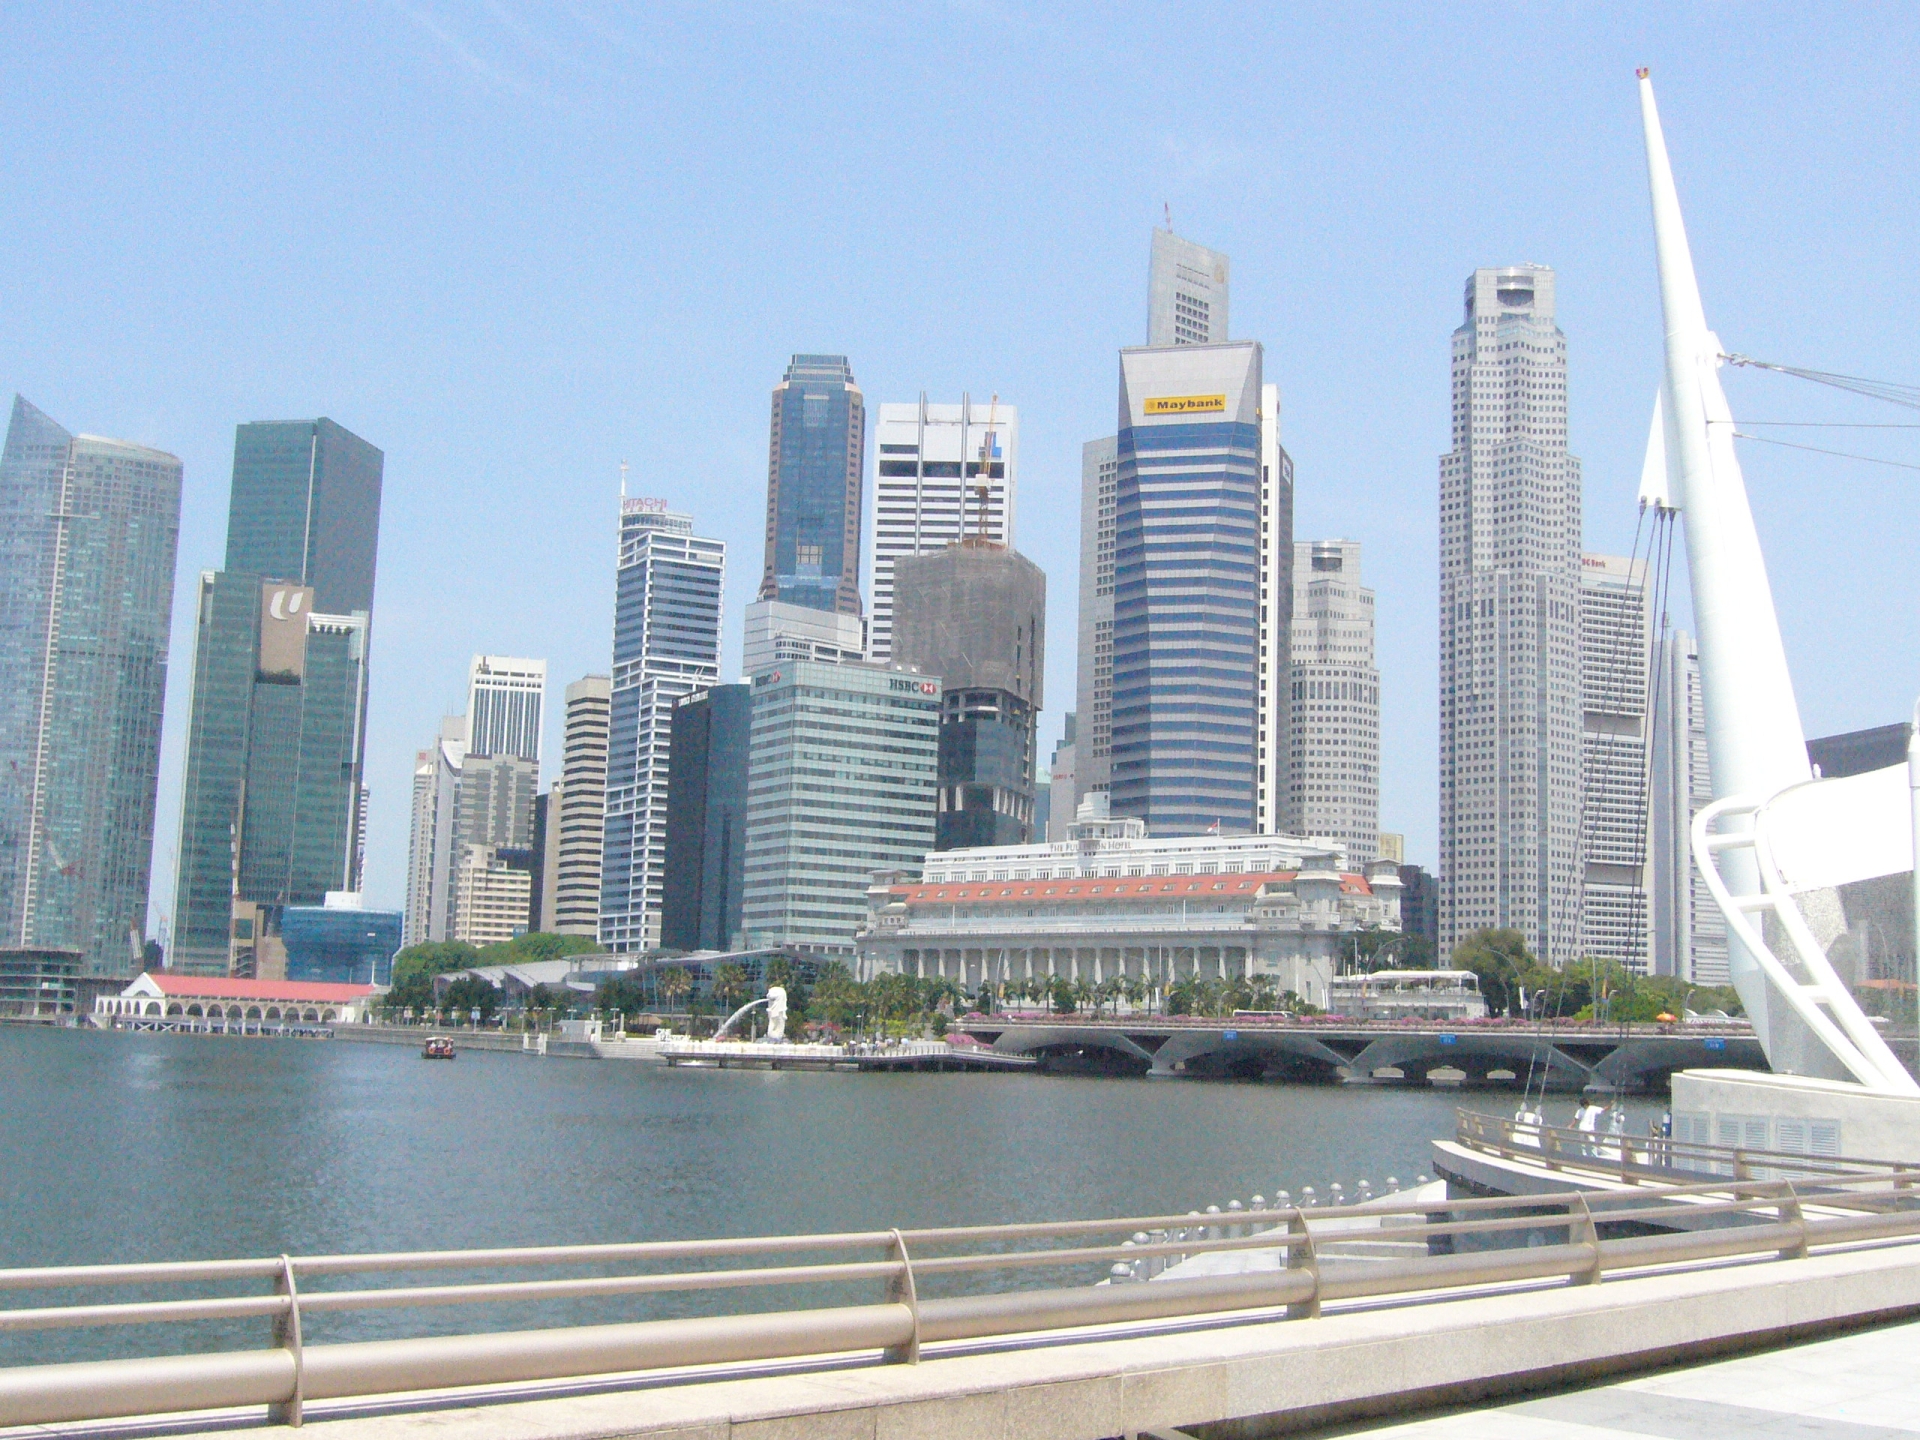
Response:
[1378,833,1406,864]
[741,599,865,676]
[1046,715,1077,843]
[1147,228,1230,346]
[281,892,403,986]
[529,788,556,932]
[453,846,532,948]
[173,420,383,975]
[1112,340,1264,835]
[353,785,370,890]
[554,674,611,937]
[868,395,1018,662]
[1072,436,1118,811]
[1438,266,1582,965]
[758,354,865,617]
[457,753,538,856]
[1397,864,1440,949]
[1286,540,1379,862]
[891,541,1046,849]
[0,397,182,975]
[1578,553,1652,970]
[601,498,724,953]
[661,684,752,952]
[403,715,465,946]
[1649,631,1727,983]
[466,656,545,761]
[1254,384,1296,835]
[741,660,939,953]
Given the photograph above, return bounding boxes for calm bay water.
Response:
[0,1026,1654,1364]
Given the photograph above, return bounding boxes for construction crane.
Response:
[972,393,1000,542]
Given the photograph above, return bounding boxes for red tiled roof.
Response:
[143,974,378,1001]
[897,870,1373,904]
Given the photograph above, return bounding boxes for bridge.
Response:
[4,1123,1919,1439]
[950,1015,1767,1092]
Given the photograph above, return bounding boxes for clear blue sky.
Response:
[4,4,1916,921]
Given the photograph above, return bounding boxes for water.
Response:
[0,1027,1655,1364]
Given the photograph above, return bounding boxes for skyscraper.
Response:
[404,715,465,947]
[1438,266,1582,966]
[466,655,545,762]
[1112,339,1264,835]
[1578,553,1652,970]
[660,684,752,953]
[1254,385,1296,836]
[891,541,1046,849]
[868,395,1017,662]
[1147,228,1230,346]
[174,419,383,975]
[759,354,865,617]
[741,660,939,953]
[1648,630,1727,984]
[1286,540,1379,862]
[0,398,182,974]
[554,674,610,937]
[1073,436,1119,812]
[600,498,723,953]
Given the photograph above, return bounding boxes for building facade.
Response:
[868,395,1017,662]
[281,892,403,986]
[173,419,382,974]
[1438,266,1582,966]
[1112,340,1264,836]
[553,674,610,937]
[741,599,865,676]
[453,845,533,948]
[1578,553,1653,970]
[1147,228,1230,347]
[0,397,182,975]
[403,715,465,947]
[1046,715,1077,843]
[890,541,1045,850]
[740,660,940,954]
[466,655,545,761]
[660,684,752,953]
[759,354,865,618]
[1073,436,1119,813]
[600,499,723,952]
[1286,540,1379,864]
[1253,386,1296,836]
[1648,630,1727,983]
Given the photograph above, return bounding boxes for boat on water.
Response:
[421,1037,456,1060]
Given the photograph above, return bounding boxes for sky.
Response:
[3,3,1917,925]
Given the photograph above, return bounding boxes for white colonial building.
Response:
[93,973,380,1028]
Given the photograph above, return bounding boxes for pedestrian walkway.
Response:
[1320,1317,1920,1437]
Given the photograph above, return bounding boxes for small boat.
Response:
[421,1037,457,1060]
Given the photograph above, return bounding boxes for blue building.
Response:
[281,896,403,987]
[660,684,752,953]
[1111,342,1264,836]
[758,355,865,617]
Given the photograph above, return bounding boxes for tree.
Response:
[712,962,750,1012]
[1451,928,1536,1016]
[597,977,653,1020]
[476,932,600,967]
[656,966,692,1013]
[390,941,480,987]
[1049,976,1077,1014]
[441,974,500,1022]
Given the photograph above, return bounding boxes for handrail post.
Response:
[267,1255,304,1426]
[1285,1209,1320,1319]
[883,1229,920,1364]
[1777,1181,1810,1260]
[1569,1195,1602,1286]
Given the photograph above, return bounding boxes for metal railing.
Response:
[6,1154,1920,1429]
[1454,1108,1920,1187]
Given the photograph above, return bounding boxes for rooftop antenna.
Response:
[1163,201,1173,233]
[619,460,629,499]
[973,394,1000,541]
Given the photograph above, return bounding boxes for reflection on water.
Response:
[0,1026,1650,1364]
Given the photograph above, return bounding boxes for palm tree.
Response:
[657,966,692,1016]
[712,962,750,1013]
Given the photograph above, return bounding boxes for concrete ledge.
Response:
[20,1241,1920,1440]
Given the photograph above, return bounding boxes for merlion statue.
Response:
[765,986,788,1042]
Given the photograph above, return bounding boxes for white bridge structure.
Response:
[1634,73,1920,1137]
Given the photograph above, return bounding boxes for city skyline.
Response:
[4,13,1915,924]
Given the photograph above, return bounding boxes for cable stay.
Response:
[1730,432,1920,473]
[1721,354,1920,411]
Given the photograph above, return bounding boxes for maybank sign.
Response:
[1142,394,1226,416]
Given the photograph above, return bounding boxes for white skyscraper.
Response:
[600,498,724,953]
[867,395,1017,663]
[466,655,546,761]
[403,715,466,947]
[1578,553,1652,970]
[1438,265,1583,966]
[1286,540,1378,861]
[1647,629,1727,984]
[1147,228,1229,346]
[1254,384,1295,835]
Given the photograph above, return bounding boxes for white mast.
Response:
[1637,70,1812,1057]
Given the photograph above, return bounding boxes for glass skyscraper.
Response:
[0,397,182,974]
[173,420,383,975]
[600,499,723,953]
[1111,342,1265,836]
[759,355,865,617]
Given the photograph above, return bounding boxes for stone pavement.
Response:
[1317,1316,1920,1438]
